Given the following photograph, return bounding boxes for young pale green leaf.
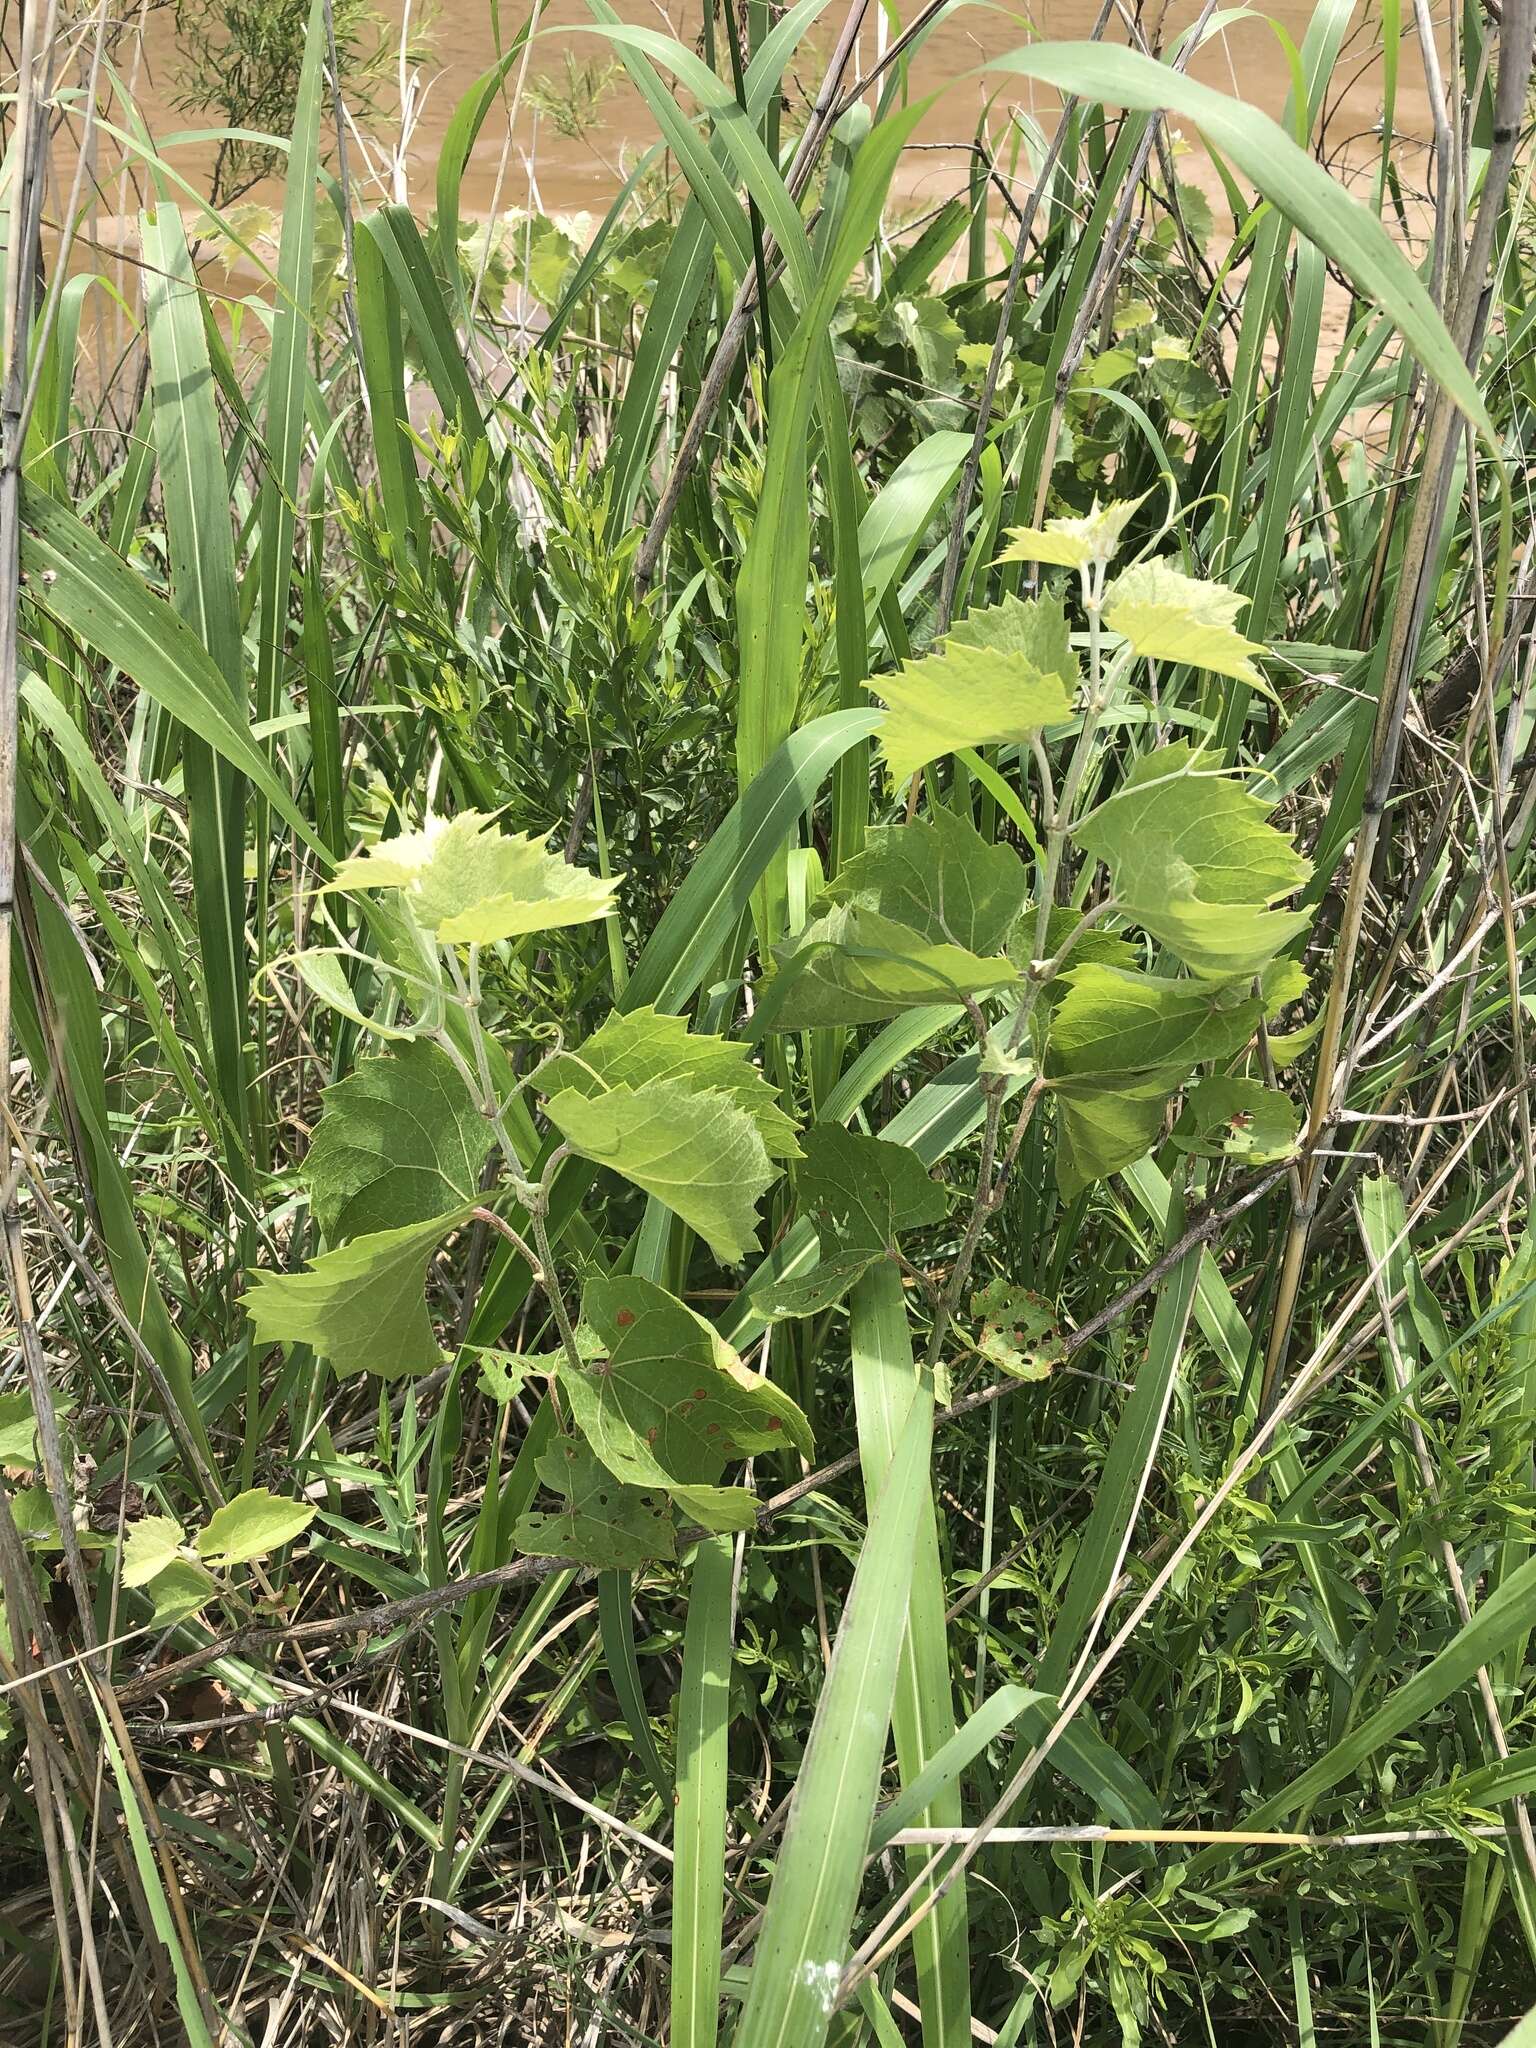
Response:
[243,1207,472,1378]
[766,904,1019,1029]
[196,1488,317,1568]
[1074,743,1311,980]
[796,1124,949,1254]
[1173,1076,1300,1162]
[545,1080,775,1265]
[333,811,621,941]
[0,1389,71,1467]
[557,1275,811,1528]
[1047,964,1262,1078]
[1102,560,1264,683]
[870,638,1073,786]
[539,1005,799,1160]
[476,1349,546,1402]
[946,588,1079,685]
[303,1041,493,1242]
[511,1435,677,1570]
[1050,1070,1178,1198]
[827,807,1030,959]
[121,1515,186,1589]
[144,1557,219,1627]
[997,493,1148,570]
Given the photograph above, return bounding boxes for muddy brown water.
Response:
[114,1,1430,229]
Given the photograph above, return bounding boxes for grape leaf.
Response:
[796,1124,949,1253]
[195,1488,317,1568]
[0,1389,71,1467]
[1173,1077,1300,1162]
[243,1207,472,1378]
[1101,561,1264,683]
[1074,743,1311,980]
[997,494,1148,569]
[869,639,1073,786]
[750,1248,885,1321]
[303,1041,492,1242]
[546,1080,774,1265]
[766,903,1019,1029]
[121,1515,186,1589]
[1047,965,1262,1078]
[556,1275,812,1527]
[333,810,620,941]
[972,1278,1063,1380]
[539,1006,799,1160]
[1051,1070,1178,1198]
[511,1436,677,1569]
[143,1558,219,1626]
[827,808,1029,958]
[947,590,1079,690]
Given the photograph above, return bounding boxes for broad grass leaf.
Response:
[121,1515,186,1589]
[558,1275,811,1527]
[333,811,620,941]
[304,1041,492,1241]
[1173,1076,1299,1162]
[0,1388,71,1466]
[540,1005,799,1159]
[827,807,1029,957]
[196,1488,317,1568]
[1047,964,1262,1076]
[243,1207,472,1378]
[512,1436,677,1570]
[1074,743,1311,980]
[983,43,1495,444]
[870,638,1073,785]
[1103,560,1264,683]
[545,1079,775,1264]
[998,494,1148,569]
[766,903,1019,1028]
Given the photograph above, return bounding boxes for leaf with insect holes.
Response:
[869,636,1073,786]
[332,810,620,941]
[121,1515,186,1588]
[826,808,1030,959]
[539,1006,799,1161]
[1074,743,1311,980]
[513,1436,678,1569]
[1102,561,1264,682]
[1051,1070,1180,1199]
[546,1080,775,1265]
[195,1488,317,1568]
[998,493,1150,570]
[1047,965,1263,1079]
[475,1349,550,1402]
[144,1558,219,1626]
[1174,1077,1300,1163]
[303,1041,493,1242]
[766,904,1018,1030]
[243,1207,473,1379]
[556,1275,812,1529]
[972,1278,1063,1380]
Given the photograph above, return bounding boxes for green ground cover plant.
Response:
[2,0,1536,2040]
